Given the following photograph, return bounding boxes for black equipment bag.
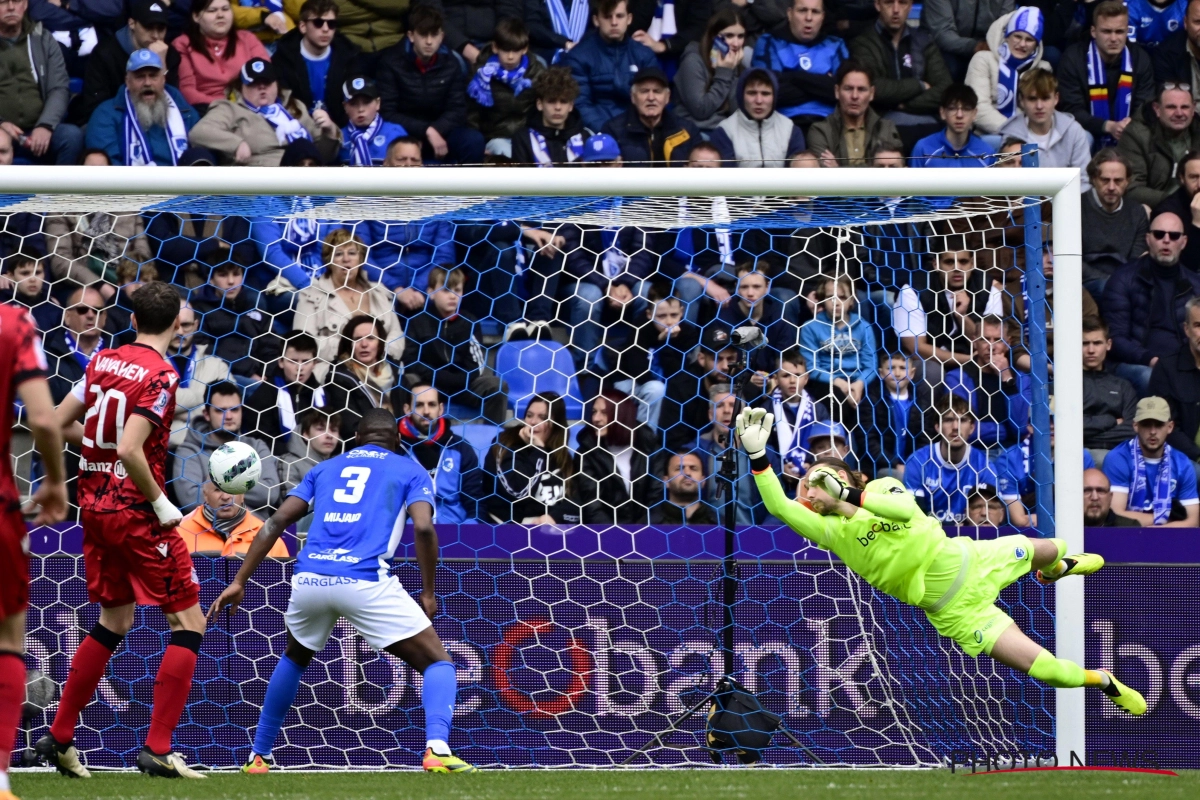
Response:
[705,676,782,764]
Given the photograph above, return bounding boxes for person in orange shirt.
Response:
[178,481,290,557]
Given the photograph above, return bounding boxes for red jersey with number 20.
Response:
[71,343,178,513]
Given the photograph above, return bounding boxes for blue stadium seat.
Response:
[495,341,584,419]
[451,423,501,467]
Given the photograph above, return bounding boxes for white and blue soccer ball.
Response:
[208,441,262,495]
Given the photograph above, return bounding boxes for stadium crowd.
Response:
[5,0,1200,542]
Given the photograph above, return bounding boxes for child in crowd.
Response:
[761,348,830,493]
[2,252,61,332]
[799,274,877,429]
[863,352,930,479]
[510,66,588,166]
[403,267,507,424]
[190,261,280,381]
[467,18,544,145]
[339,76,409,166]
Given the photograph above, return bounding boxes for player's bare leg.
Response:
[988,622,1145,715]
[0,612,27,799]
[1030,537,1105,584]
[37,605,136,778]
[385,628,477,773]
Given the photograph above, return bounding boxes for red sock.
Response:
[0,653,25,784]
[145,642,198,755]
[50,627,121,744]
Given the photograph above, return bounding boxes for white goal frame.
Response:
[0,164,1085,765]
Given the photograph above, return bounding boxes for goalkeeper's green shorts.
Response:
[922,534,1035,657]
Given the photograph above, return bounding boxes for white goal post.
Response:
[0,164,1084,765]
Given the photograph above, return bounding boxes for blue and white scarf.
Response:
[122,87,189,166]
[347,114,384,166]
[995,7,1043,119]
[529,129,584,166]
[647,0,677,41]
[772,387,816,471]
[1128,437,1175,525]
[243,98,311,145]
[468,55,532,108]
[546,0,589,44]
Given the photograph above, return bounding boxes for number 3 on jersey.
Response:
[333,467,371,504]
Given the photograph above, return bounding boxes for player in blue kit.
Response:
[208,409,476,774]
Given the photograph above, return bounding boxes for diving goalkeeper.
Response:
[735,407,1145,715]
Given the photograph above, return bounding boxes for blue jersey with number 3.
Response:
[289,444,436,581]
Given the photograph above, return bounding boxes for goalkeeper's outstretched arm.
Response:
[736,408,830,546]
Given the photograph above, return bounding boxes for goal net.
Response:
[6,165,1083,770]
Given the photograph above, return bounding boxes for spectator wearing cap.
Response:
[710,67,807,168]
[271,0,362,128]
[965,7,1051,135]
[1102,396,1200,526]
[600,66,698,165]
[1148,295,1200,467]
[467,18,545,145]
[563,0,660,133]
[376,4,484,164]
[189,56,341,166]
[1103,210,1199,394]
[805,420,855,469]
[85,49,200,166]
[73,0,182,126]
[0,0,83,165]
[910,85,995,167]
[338,76,407,165]
[850,0,951,130]
[580,131,623,165]
[1119,82,1200,208]
[751,0,847,126]
[510,66,590,166]
[1056,2,1154,150]
[807,60,902,167]
[172,0,271,111]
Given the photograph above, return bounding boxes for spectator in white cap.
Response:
[581,132,623,166]
[966,7,1052,135]
[85,49,200,166]
[189,56,341,166]
[338,76,408,166]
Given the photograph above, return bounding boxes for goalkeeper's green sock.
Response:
[1041,539,1071,578]
[1028,650,1110,689]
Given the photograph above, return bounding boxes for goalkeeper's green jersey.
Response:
[753,468,949,607]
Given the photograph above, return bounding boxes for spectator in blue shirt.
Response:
[752,0,847,123]
[563,0,660,133]
[1127,0,1188,50]
[911,84,995,167]
[904,393,998,522]
[863,352,931,480]
[799,274,877,430]
[339,76,407,166]
[85,49,199,166]
[1103,395,1200,526]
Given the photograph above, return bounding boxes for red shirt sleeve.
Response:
[10,309,48,387]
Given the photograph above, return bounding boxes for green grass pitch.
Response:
[10,769,1198,800]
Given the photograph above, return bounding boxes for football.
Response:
[208,441,262,496]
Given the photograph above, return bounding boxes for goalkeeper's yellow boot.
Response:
[1099,670,1147,716]
[1036,553,1104,585]
[242,753,273,774]
[422,748,477,773]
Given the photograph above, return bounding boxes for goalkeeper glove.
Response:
[734,408,774,460]
[808,466,850,502]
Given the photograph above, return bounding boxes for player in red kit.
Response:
[0,305,67,800]
[37,283,207,780]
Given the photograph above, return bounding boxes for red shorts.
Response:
[0,509,30,621]
[81,506,199,614]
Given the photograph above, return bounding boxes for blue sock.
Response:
[422,661,457,748]
[253,655,305,757]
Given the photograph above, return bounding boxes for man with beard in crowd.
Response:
[651,451,716,524]
[396,384,481,524]
[85,49,199,166]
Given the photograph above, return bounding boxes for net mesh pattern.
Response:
[7,189,1056,770]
